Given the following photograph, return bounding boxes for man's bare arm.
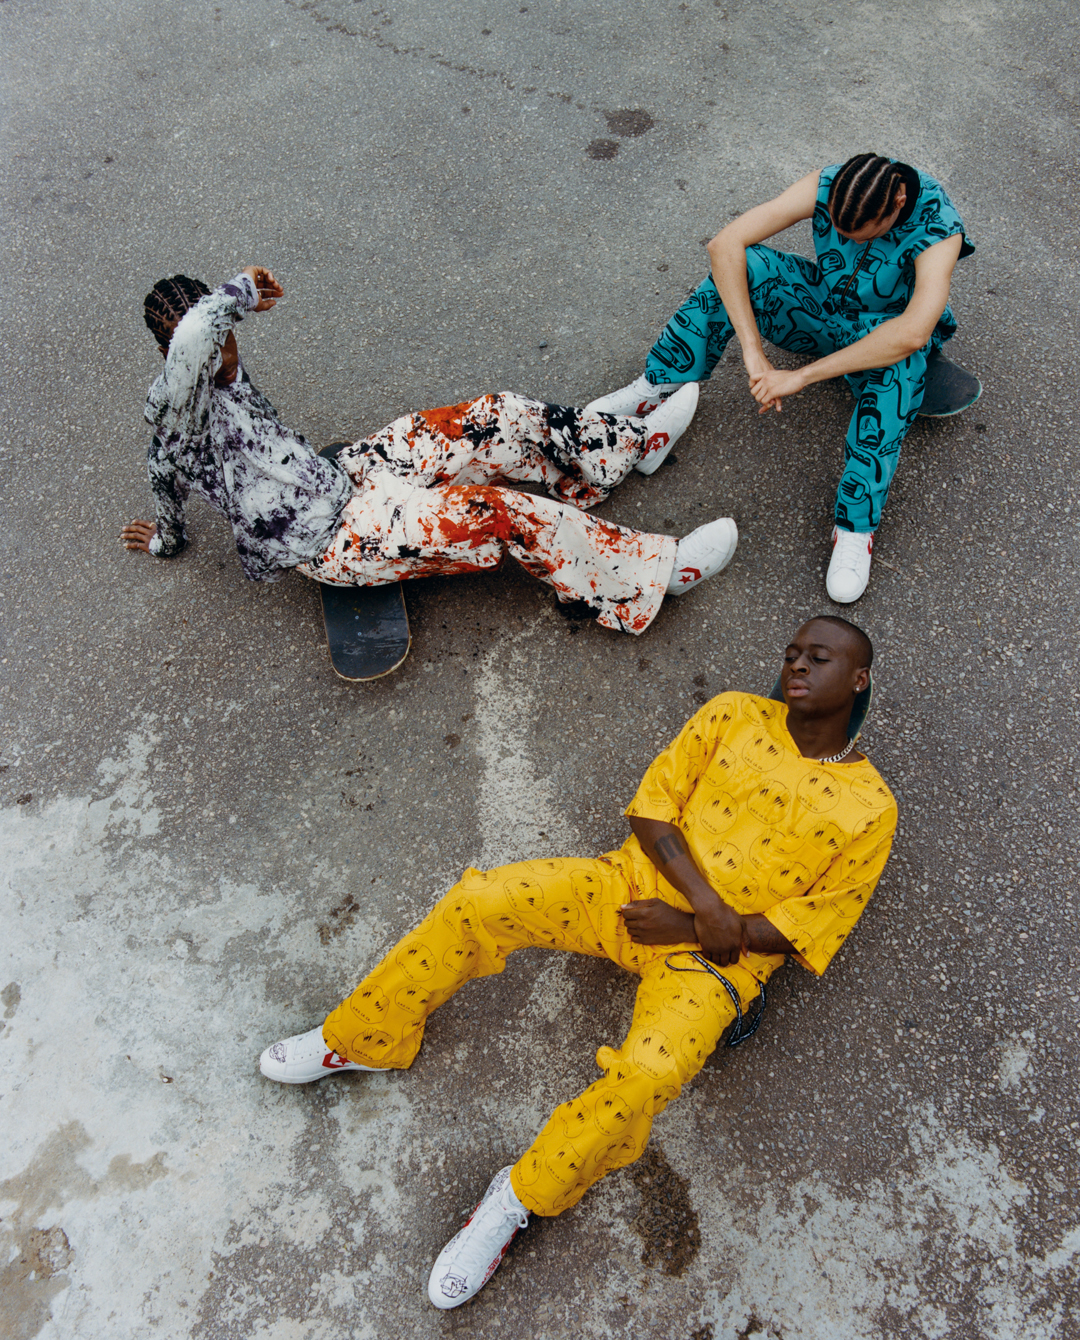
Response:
[707,172,820,399]
[627,817,745,967]
[620,899,796,958]
[748,233,964,410]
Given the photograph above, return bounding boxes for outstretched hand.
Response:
[241,265,284,312]
[121,520,157,553]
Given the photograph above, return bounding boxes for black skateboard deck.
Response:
[316,443,411,681]
[917,349,982,418]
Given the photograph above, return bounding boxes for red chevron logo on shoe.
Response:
[645,431,669,455]
[636,398,660,415]
[321,1050,352,1070]
[677,566,701,584]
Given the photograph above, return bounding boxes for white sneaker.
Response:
[667,517,738,593]
[826,527,874,603]
[585,373,689,418]
[427,1167,530,1309]
[259,1024,381,1084]
[635,381,699,475]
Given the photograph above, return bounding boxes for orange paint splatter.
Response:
[417,400,478,442]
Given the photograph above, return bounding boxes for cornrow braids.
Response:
[144,274,210,349]
[827,154,904,235]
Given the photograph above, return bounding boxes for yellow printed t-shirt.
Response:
[622,691,897,980]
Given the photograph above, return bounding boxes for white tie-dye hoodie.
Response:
[144,273,351,582]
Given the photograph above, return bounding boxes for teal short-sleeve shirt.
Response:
[812,162,975,339]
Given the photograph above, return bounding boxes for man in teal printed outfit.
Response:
[588,154,975,602]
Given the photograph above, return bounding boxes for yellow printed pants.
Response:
[322,856,767,1216]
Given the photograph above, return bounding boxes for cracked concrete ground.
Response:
[1,0,1078,1336]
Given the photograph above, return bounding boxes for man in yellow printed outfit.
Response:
[260,615,897,1309]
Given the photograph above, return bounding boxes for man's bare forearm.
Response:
[630,817,725,916]
[743,914,796,957]
[799,315,925,385]
[708,234,765,355]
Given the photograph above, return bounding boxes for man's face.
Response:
[781,621,869,717]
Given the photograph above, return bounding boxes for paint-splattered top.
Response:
[144,274,351,582]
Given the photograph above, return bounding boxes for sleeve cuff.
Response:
[228,273,260,309]
[148,533,163,556]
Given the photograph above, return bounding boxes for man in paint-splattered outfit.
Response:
[260,616,897,1307]
[121,268,738,634]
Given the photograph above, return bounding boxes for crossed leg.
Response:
[339,392,650,509]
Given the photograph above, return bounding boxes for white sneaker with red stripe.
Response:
[667,517,738,594]
[427,1167,530,1309]
[826,527,874,603]
[259,1024,381,1084]
[585,373,690,418]
[635,381,699,475]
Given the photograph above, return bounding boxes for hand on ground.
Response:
[121,520,158,553]
[241,265,284,311]
[619,899,696,945]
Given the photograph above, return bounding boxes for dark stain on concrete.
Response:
[586,139,619,160]
[630,1144,702,1277]
[318,892,361,944]
[2,982,20,1018]
[0,1225,74,1340]
[604,108,655,137]
[0,1124,167,1340]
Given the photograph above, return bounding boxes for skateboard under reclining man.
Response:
[588,152,976,603]
[121,268,737,635]
[260,615,897,1309]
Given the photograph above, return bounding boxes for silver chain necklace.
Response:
[818,738,856,765]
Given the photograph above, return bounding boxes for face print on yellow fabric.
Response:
[593,1092,635,1136]
[393,984,432,1018]
[350,985,389,1025]
[631,1027,677,1080]
[542,898,583,935]
[704,743,740,787]
[707,840,745,887]
[747,778,792,825]
[442,896,480,937]
[768,860,812,898]
[851,774,895,809]
[504,873,550,914]
[741,729,786,773]
[798,819,848,866]
[695,790,740,835]
[543,1142,587,1186]
[796,768,843,814]
[569,866,605,907]
[395,941,439,982]
[441,938,481,977]
[344,1026,396,1064]
[749,830,799,868]
[481,910,528,945]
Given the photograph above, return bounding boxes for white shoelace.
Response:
[832,530,869,569]
[457,1188,529,1273]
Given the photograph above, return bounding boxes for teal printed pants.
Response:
[644,245,942,532]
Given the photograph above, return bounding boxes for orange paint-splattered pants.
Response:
[322,855,770,1216]
[298,394,676,633]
